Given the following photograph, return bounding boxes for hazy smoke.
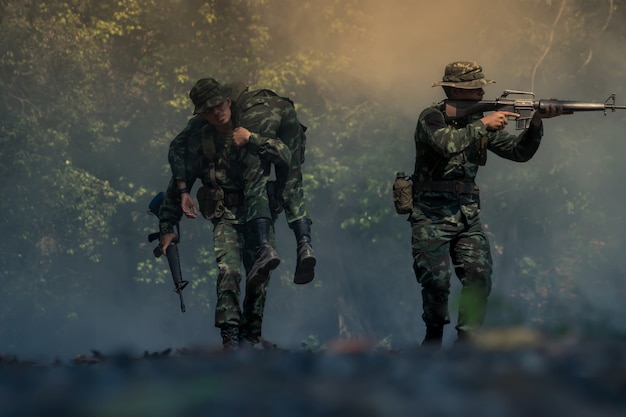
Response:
[4,0,626,360]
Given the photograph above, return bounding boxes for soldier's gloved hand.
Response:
[232,127,251,148]
[181,192,197,219]
[159,232,178,256]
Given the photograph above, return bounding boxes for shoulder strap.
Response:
[200,126,224,201]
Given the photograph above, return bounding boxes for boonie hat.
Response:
[189,78,233,114]
[432,61,495,89]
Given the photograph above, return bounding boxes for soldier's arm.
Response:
[418,107,486,157]
[232,127,291,166]
[247,132,291,166]
[487,122,543,162]
[168,115,207,181]
[159,176,197,235]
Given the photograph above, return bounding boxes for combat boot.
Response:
[238,335,258,350]
[455,329,473,345]
[421,326,443,348]
[221,325,240,351]
[247,218,280,288]
[291,219,316,284]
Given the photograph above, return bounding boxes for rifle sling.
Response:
[201,128,224,201]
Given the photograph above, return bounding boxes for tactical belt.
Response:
[223,191,245,207]
[413,181,478,195]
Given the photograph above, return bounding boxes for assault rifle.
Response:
[443,90,626,129]
[147,191,189,313]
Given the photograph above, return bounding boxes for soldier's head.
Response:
[189,78,233,127]
[432,61,495,100]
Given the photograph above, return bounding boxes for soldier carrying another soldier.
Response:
[161,78,317,349]
[170,78,317,287]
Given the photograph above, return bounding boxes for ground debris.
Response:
[72,349,107,365]
[1,336,626,417]
[0,353,42,368]
[143,348,172,359]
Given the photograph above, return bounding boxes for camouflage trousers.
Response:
[274,128,309,224]
[410,197,493,333]
[242,139,310,225]
[244,153,310,224]
[241,152,274,222]
[213,219,275,343]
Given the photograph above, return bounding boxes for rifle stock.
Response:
[443,90,626,129]
[147,191,189,313]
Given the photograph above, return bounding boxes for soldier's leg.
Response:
[243,151,274,222]
[274,118,316,284]
[246,217,280,288]
[213,221,245,350]
[290,218,316,284]
[242,152,280,287]
[277,165,316,285]
[240,278,271,347]
[239,220,276,347]
[411,219,453,347]
[450,220,493,341]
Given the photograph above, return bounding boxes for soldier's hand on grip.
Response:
[159,232,178,256]
[481,111,520,131]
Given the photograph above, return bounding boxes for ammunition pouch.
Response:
[267,180,283,216]
[197,186,224,220]
[393,173,413,214]
[224,192,244,207]
[197,186,246,220]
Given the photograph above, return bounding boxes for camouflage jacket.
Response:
[413,103,543,184]
[169,83,298,183]
[159,115,290,235]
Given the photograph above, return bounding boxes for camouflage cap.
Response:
[189,78,233,114]
[432,61,495,89]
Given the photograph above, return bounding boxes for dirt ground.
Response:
[1,330,626,417]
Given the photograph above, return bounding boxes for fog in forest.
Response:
[4,0,626,361]
[258,0,626,347]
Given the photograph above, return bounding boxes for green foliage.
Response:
[2,0,626,352]
[300,333,326,352]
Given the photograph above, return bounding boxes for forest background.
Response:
[2,0,626,360]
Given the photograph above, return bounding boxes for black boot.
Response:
[247,218,280,288]
[455,329,473,345]
[221,325,240,351]
[291,219,316,284]
[421,326,443,348]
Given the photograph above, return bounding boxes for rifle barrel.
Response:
[443,96,626,122]
[538,100,626,112]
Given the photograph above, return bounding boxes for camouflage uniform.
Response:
[171,79,316,285]
[159,122,290,346]
[412,61,544,342]
[236,90,309,224]
[168,82,279,222]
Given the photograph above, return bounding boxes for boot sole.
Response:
[247,257,281,288]
[294,256,316,285]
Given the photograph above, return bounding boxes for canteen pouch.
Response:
[393,172,413,214]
